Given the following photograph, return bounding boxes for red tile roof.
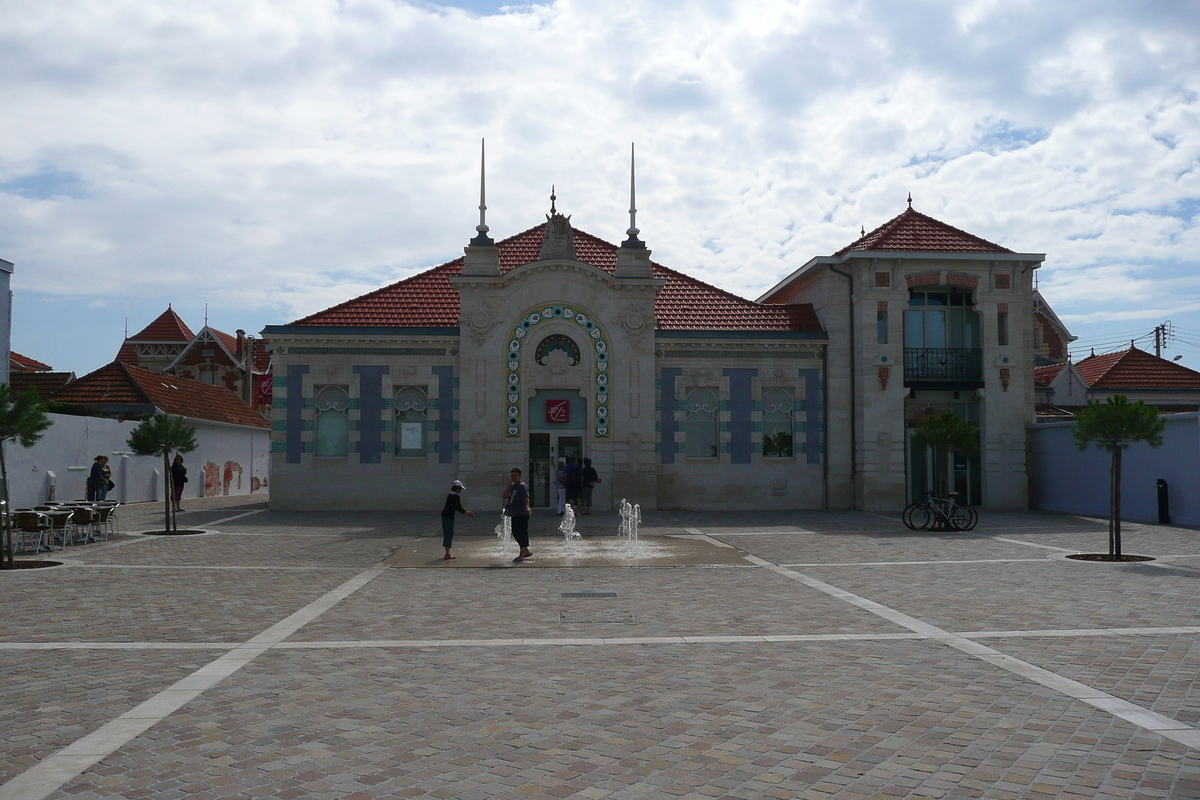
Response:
[9,352,52,372]
[12,372,75,397]
[128,306,195,342]
[115,342,138,365]
[1033,363,1065,387]
[1074,348,1200,390]
[53,362,268,428]
[292,224,822,333]
[834,207,1013,257]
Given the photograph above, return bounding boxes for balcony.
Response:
[904,348,983,385]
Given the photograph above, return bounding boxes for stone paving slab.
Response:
[45,643,1200,800]
[709,530,1053,566]
[991,634,1200,728]
[292,566,891,642]
[0,650,226,783]
[800,559,1200,634]
[0,568,358,643]
[76,533,406,569]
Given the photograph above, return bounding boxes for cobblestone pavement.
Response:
[4,497,1200,798]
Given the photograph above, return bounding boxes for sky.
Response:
[1,0,1199,375]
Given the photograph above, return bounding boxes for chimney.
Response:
[236,329,245,360]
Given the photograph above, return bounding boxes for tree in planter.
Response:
[127,413,198,534]
[914,411,979,500]
[0,385,53,568]
[1072,396,1165,558]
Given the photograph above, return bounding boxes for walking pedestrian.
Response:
[503,468,532,562]
[440,480,475,560]
[580,457,601,515]
[171,455,188,512]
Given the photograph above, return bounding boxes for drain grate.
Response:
[560,591,619,598]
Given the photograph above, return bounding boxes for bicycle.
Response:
[902,491,978,531]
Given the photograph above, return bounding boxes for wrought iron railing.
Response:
[904,348,983,383]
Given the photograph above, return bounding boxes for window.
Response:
[313,385,350,458]
[395,386,428,457]
[684,388,719,459]
[762,389,794,458]
[998,308,1009,346]
[877,304,888,345]
[904,289,980,349]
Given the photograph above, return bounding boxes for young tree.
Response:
[0,384,53,568]
[1073,396,1165,558]
[914,411,979,499]
[127,413,198,534]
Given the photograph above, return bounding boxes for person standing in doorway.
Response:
[580,457,600,515]
[503,468,532,563]
[565,455,582,515]
[554,459,567,516]
[171,455,188,512]
[440,480,475,560]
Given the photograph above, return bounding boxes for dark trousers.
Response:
[441,516,455,548]
[511,515,530,549]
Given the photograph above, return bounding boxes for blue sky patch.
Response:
[0,170,89,200]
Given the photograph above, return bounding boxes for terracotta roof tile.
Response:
[128,307,195,343]
[9,352,52,372]
[1033,363,1065,387]
[1074,347,1200,390]
[12,372,75,397]
[292,224,821,333]
[115,342,138,365]
[53,362,268,427]
[835,207,1013,257]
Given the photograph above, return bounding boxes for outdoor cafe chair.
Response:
[12,510,52,554]
[34,507,73,549]
[69,507,102,544]
[92,505,118,541]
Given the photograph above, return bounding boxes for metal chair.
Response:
[35,507,74,548]
[68,507,102,544]
[92,505,118,541]
[12,510,51,553]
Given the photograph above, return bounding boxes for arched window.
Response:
[395,386,429,457]
[535,334,581,366]
[684,388,719,459]
[314,385,349,458]
[761,389,794,458]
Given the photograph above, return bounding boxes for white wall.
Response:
[1029,412,1200,526]
[3,413,270,508]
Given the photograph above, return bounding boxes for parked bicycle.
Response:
[902,491,978,531]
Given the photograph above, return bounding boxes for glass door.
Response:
[529,433,551,508]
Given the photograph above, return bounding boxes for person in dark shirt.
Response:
[440,480,475,560]
[580,457,600,515]
[502,468,532,563]
[171,455,188,512]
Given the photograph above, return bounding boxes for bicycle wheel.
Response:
[959,505,978,531]
[901,504,922,530]
[947,504,973,531]
[909,504,935,531]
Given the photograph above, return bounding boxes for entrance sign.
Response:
[546,399,570,424]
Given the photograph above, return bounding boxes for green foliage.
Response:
[0,384,52,448]
[1073,395,1165,453]
[762,431,794,458]
[127,413,199,458]
[914,412,979,459]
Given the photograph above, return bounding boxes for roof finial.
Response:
[622,143,645,249]
[550,185,557,215]
[860,224,865,237]
[907,191,913,209]
[1091,347,1096,356]
[470,138,493,246]
[204,303,208,327]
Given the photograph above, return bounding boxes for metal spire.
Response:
[550,185,557,215]
[907,191,913,209]
[622,143,645,248]
[470,139,493,246]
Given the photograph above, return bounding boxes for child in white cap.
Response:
[440,480,475,560]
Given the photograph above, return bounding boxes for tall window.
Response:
[313,385,349,458]
[904,289,980,349]
[877,306,888,345]
[684,388,719,459]
[761,389,794,458]
[395,386,428,457]
[998,309,1009,346]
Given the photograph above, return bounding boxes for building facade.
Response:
[264,196,1043,512]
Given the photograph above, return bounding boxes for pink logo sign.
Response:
[546,399,570,424]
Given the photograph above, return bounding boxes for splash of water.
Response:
[560,505,581,540]
[617,498,641,543]
[494,512,517,556]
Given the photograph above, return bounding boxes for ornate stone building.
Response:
[263,177,1043,512]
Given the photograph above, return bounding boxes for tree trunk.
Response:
[1,442,12,569]
[1108,449,1116,556]
[1108,443,1118,556]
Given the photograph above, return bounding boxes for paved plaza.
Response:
[4,498,1200,798]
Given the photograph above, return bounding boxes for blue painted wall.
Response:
[724,369,756,464]
[798,368,822,465]
[285,365,309,464]
[353,366,388,464]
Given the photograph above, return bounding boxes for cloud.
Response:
[0,0,1199,372]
